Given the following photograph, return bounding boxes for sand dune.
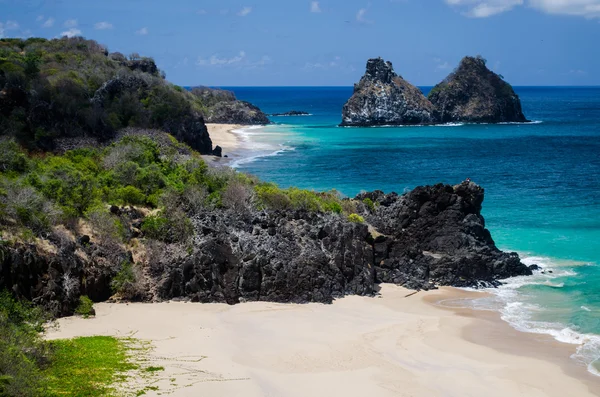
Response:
[47,285,600,397]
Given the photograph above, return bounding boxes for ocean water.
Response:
[220,86,600,374]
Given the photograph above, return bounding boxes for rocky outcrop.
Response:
[341,58,435,126]
[160,181,529,304]
[190,87,270,125]
[1,182,531,314]
[206,101,270,125]
[428,56,528,123]
[270,111,310,116]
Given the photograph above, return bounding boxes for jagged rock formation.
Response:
[207,101,270,125]
[428,56,528,123]
[341,58,435,126]
[0,182,531,315]
[190,87,270,125]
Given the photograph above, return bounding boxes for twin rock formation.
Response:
[342,56,528,126]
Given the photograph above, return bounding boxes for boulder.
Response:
[428,56,528,123]
[341,58,435,126]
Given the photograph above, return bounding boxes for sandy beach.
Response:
[203,124,246,164]
[47,285,600,397]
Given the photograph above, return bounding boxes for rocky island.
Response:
[428,56,528,123]
[341,56,528,126]
[341,58,435,126]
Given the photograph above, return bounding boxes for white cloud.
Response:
[356,8,373,23]
[60,28,82,38]
[36,15,44,22]
[42,17,55,28]
[445,0,522,17]
[5,21,19,30]
[64,19,78,28]
[529,0,600,18]
[197,9,207,15]
[136,27,148,35]
[237,6,252,16]
[196,52,272,69]
[197,51,247,66]
[310,1,322,13]
[445,0,600,18]
[94,21,113,30]
[305,56,343,70]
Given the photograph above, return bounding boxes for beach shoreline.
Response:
[47,285,600,396]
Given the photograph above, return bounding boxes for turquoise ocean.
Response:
[217,86,600,375]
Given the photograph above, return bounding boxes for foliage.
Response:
[347,213,365,223]
[0,291,49,397]
[254,183,344,214]
[0,37,209,152]
[74,296,94,318]
[43,336,138,397]
[363,198,375,212]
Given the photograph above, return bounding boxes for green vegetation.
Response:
[0,291,48,397]
[44,336,138,397]
[0,291,161,396]
[347,213,365,223]
[74,296,95,318]
[0,37,253,152]
[363,198,376,212]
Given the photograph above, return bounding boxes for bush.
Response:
[116,185,145,206]
[221,179,254,213]
[347,213,365,224]
[110,261,146,300]
[74,296,94,318]
[0,183,61,233]
[363,198,375,212]
[254,183,291,211]
[141,210,193,243]
[0,291,49,396]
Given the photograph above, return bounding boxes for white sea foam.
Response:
[448,253,600,377]
[228,125,297,168]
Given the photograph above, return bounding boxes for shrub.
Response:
[74,296,94,318]
[0,291,49,396]
[116,185,145,206]
[87,209,124,244]
[141,210,193,243]
[363,198,375,212]
[255,183,291,211]
[110,261,146,300]
[347,213,365,224]
[0,184,61,233]
[221,180,254,213]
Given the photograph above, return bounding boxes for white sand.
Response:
[207,123,244,151]
[47,285,600,396]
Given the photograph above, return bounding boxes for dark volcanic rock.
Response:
[359,182,531,288]
[428,56,528,123]
[207,101,270,125]
[1,182,531,314]
[189,87,270,125]
[341,58,435,126]
[152,182,531,304]
[271,111,311,116]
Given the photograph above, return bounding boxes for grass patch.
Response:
[144,366,164,372]
[347,213,365,223]
[44,336,138,397]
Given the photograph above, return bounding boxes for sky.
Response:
[1,0,600,86]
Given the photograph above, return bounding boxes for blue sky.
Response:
[1,0,600,86]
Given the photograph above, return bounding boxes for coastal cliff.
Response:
[1,130,531,316]
[428,56,528,123]
[341,58,435,126]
